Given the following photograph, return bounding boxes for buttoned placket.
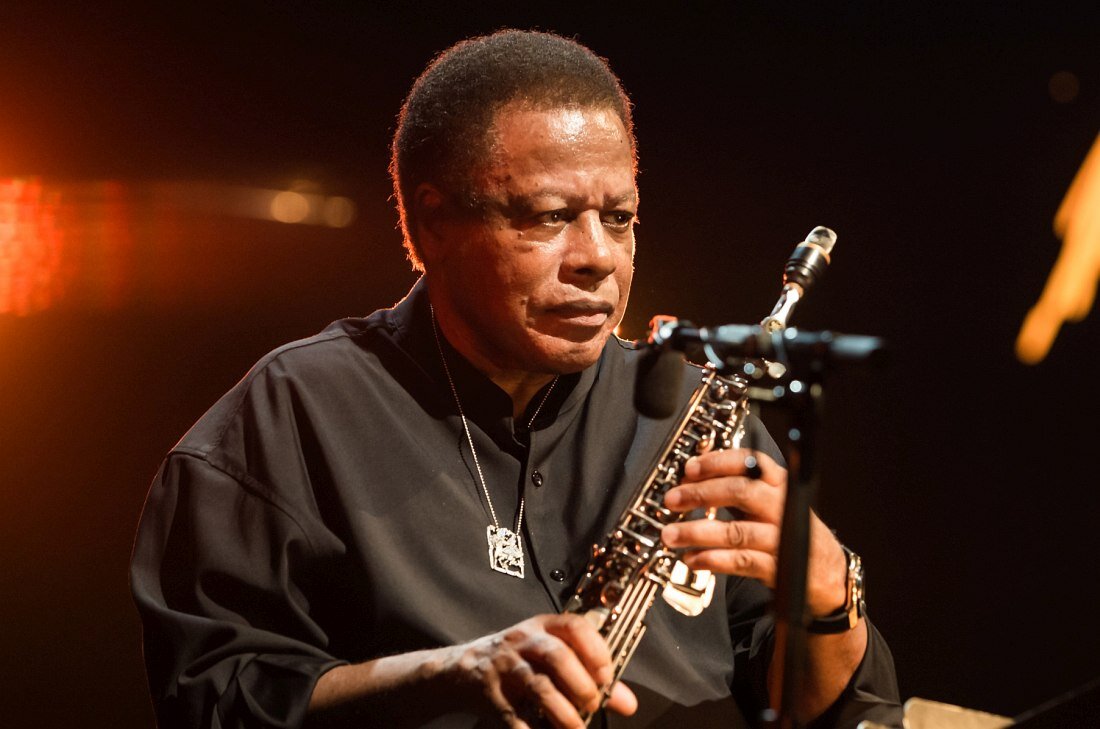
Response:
[524,423,591,610]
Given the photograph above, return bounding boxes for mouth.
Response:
[545,300,615,328]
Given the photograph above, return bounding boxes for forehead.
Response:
[477,104,637,199]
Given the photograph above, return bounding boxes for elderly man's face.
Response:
[429,103,637,377]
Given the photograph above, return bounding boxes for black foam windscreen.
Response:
[634,346,685,419]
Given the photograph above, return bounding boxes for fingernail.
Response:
[683,457,700,478]
[664,489,682,508]
[663,525,680,544]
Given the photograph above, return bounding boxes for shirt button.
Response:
[550,569,565,582]
[531,470,544,488]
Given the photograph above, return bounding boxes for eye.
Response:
[533,209,571,226]
[602,210,637,231]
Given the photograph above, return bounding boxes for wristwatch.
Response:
[806,545,865,634]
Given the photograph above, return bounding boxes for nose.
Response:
[562,211,617,283]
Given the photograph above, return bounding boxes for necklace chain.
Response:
[430,305,558,577]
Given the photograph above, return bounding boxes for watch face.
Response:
[850,552,865,618]
[843,548,864,619]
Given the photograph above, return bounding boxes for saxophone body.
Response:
[563,364,751,723]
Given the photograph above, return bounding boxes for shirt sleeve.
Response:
[807,618,904,728]
[725,570,903,728]
[130,451,345,729]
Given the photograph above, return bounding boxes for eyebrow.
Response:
[505,189,639,209]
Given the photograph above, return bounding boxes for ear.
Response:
[412,183,451,266]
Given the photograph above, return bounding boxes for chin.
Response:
[534,335,611,374]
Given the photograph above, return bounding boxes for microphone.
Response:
[634,316,687,419]
[761,226,837,332]
[634,347,685,418]
[703,325,887,369]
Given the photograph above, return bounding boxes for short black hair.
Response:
[390,29,636,271]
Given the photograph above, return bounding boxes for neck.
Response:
[451,349,555,420]
[428,301,555,420]
[493,371,557,420]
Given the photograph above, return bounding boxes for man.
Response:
[132,30,901,728]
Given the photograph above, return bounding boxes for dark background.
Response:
[1,3,1098,726]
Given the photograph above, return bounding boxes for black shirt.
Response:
[131,279,902,728]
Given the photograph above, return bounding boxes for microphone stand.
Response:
[754,369,824,729]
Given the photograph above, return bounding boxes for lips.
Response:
[545,300,615,327]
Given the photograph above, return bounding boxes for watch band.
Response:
[806,545,865,635]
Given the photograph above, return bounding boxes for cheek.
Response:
[475,256,549,323]
[615,244,635,297]
[509,248,565,290]
[617,269,633,299]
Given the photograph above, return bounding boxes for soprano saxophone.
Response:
[563,362,750,724]
[563,226,837,725]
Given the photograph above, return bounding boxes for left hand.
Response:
[660,449,848,618]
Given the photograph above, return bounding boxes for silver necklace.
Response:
[431,306,558,579]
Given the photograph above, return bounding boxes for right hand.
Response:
[438,613,638,728]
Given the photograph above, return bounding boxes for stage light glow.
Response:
[270,191,311,223]
[0,179,361,315]
[323,196,356,228]
[1017,133,1100,363]
[0,178,66,316]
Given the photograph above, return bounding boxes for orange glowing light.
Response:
[323,196,356,228]
[270,191,311,223]
[1016,133,1100,363]
[0,179,360,315]
[0,178,66,316]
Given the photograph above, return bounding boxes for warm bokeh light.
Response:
[0,178,66,315]
[1017,133,1100,363]
[270,191,311,223]
[269,189,357,227]
[323,196,356,228]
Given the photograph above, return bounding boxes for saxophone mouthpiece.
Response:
[761,226,837,331]
[785,226,837,292]
[806,226,837,255]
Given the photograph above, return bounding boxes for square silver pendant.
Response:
[487,525,525,578]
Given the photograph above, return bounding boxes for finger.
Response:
[479,655,522,727]
[662,518,779,553]
[540,614,614,687]
[520,631,603,715]
[603,681,638,717]
[664,477,783,522]
[501,660,584,729]
[683,449,785,485]
[681,548,777,585]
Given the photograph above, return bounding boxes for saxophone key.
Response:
[618,526,656,549]
[662,560,717,616]
[642,497,673,518]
